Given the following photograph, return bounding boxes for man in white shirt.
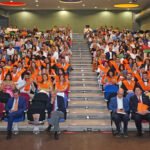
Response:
[109,88,130,137]
[7,44,15,56]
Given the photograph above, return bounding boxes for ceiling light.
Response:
[36,4,39,7]
[35,0,38,2]
[0,2,26,6]
[59,0,82,3]
[114,4,139,8]
[10,0,13,2]
[94,6,98,9]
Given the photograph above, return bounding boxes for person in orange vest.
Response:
[121,73,135,96]
[55,74,69,93]
[56,57,71,75]
[133,64,145,84]
[38,73,53,95]
[11,65,25,84]
[101,70,117,89]
[137,71,150,93]
[17,72,35,94]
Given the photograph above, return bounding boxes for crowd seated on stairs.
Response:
[84,25,150,137]
[0,25,73,139]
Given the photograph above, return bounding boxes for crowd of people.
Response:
[0,25,72,140]
[84,25,150,138]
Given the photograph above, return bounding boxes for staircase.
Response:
[60,34,111,131]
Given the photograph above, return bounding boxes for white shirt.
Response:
[117,96,123,109]
[7,48,15,56]
[52,51,59,60]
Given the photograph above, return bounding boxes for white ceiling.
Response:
[0,0,150,10]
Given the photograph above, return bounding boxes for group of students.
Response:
[0,25,72,140]
[84,25,150,137]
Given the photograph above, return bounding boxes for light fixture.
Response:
[94,6,98,9]
[114,4,139,8]
[0,2,26,6]
[36,4,39,7]
[82,3,85,7]
[59,0,82,3]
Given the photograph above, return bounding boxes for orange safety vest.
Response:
[57,63,71,72]
[101,75,117,85]
[38,81,53,90]
[138,80,150,91]
[24,79,31,92]
[124,64,132,72]
[133,72,142,81]
[11,68,26,82]
[56,81,69,91]
[122,80,135,90]
[98,65,110,74]
[109,61,120,73]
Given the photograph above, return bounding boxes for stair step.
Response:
[70,71,96,74]
[68,100,106,109]
[67,108,110,119]
[69,93,104,100]
[70,86,100,91]
[70,80,98,85]
[70,75,96,78]
[70,78,97,81]
[70,73,96,76]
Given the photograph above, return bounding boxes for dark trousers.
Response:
[132,113,150,134]
[112,112,129,133]
[7,111,23,131]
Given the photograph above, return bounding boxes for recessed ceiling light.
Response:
[114,4,139,8]
[59,0,82,3]
[82,3,85,7]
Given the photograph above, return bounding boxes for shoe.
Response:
[6,131,12,140]
[123,132,128,138]
[54,131,59,140]
[45,124,52,132]
[115,132,121,138]
[137,132,143,137]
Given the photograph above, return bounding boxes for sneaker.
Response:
[54,131,59,140]
[115,132,121,138]
[45,124,52,132]
[6,131,12,140]
[123,132,128,138]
